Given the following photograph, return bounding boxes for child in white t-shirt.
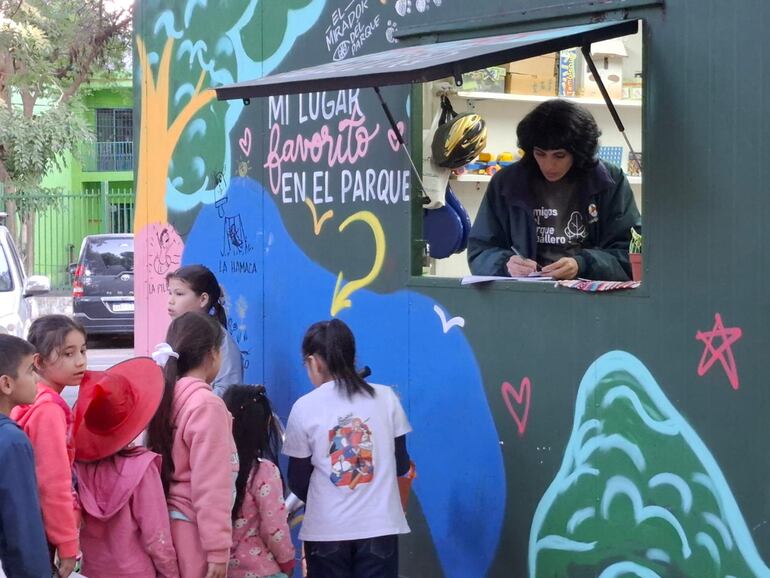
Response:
[282,319,412,578]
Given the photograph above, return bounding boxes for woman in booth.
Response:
[467,99,640,281]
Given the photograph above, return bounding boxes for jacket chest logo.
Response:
[587,203,599,223]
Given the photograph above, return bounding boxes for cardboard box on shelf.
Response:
[558,48,579,97]
[504,53,558,96]
[627,152,643,176]
[461,66,506,93]
[622,78,643,100]
[577,38,626,99]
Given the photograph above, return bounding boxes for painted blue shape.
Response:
[408,294,506,578]
[598,561,662,578]
[649,473,693,515]
[191,157,205,179]
[174,83,196,105]
[182,176,265,385]
[567,507,596,535]
[696,531,721,569]
[184,0,207,27]
[646,549,671,564]
[153,10,183,39]
[183,178,504,578]
[185,118,207,141]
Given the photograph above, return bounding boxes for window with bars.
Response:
[93,109,134,171]
[96,108,133,142]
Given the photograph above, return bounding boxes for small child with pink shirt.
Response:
[222,385,295,577]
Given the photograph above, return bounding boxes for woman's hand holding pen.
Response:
[541,257,579,280]
[506,255,538,277]
[507,245,538,277]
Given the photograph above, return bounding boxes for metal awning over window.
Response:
[215,20,638,100]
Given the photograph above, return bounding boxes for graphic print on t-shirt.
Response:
[328,414,374,490]
[564,211,587,242]
[530,178,588,265]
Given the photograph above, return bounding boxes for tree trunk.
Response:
[0,161,18,240]
[26,212,35,273]
[21,210,35,273]
[4,197,18,240]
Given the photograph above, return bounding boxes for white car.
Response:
[0,224,51,337]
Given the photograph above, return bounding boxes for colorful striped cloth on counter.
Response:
[557,279,641,292]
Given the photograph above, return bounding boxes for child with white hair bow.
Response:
[147,312,239,578]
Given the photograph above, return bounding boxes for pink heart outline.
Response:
[239,127,252,156]
[387,121,406,152]
[501,378,531,437]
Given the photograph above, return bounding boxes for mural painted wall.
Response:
[134,0,770,576]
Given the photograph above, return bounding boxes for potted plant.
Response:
[629,226,642,281]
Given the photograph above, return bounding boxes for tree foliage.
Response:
[0,0,131,267]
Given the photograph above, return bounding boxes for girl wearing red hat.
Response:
[73,358,179,577]
[147,312,239,578]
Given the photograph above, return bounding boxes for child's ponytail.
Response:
[209,298,227,329]
[147,357,179,495]
[302,319,374,399]
[146,312,223,495]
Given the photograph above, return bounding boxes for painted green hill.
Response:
[529,351,769,578]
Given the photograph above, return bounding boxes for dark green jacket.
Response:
[467,160,641,281]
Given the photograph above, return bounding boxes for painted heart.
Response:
[239,127,252,156]
[501,378,531,436]
[387,121,406,152]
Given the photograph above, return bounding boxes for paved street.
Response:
[61,336,134,407]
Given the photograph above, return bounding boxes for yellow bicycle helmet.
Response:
[431,112,488,169]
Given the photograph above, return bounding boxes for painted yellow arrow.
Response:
[330,211,386,316]
[304,197,334,235]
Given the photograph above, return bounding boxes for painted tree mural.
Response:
[133,0,324,354]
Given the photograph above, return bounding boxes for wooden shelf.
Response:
[455,91,642,108]
[451,173,643,185]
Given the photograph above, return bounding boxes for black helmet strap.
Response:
[439,95,458,126]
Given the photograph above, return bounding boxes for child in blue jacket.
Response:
[0,335,50,578]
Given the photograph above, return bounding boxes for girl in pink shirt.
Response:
[73,357,178,577]
[147,312,239,578]
[11,315,87,578]
[222,385,295,577]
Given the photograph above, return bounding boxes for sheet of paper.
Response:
[461,275,554,285]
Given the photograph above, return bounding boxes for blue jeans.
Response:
[305,534,399,578]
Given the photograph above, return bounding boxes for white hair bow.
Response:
[152,342,179,368]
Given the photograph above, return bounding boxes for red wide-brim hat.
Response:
[74,357,164,462]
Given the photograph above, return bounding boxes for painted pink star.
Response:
[696,313,742,390]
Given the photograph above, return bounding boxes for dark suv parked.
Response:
[72,234,134,336]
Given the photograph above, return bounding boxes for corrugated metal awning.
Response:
[215,20,637,100]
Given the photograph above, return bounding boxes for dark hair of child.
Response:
[146,312,223,495]
[222,384,283,521]
[0,335,36,377]
[26,315,86,362]
[166,264,228,328]
[516,99,601,176]
[302,319,374,399]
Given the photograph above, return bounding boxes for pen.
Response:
[511,245,541,272]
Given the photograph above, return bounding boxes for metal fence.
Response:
[80,141,134,172]
[0,184,134,290]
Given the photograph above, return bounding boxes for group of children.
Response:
[0,264,413,578]
[0,313,293,578]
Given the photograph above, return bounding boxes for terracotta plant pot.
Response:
[630,252,643,281]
